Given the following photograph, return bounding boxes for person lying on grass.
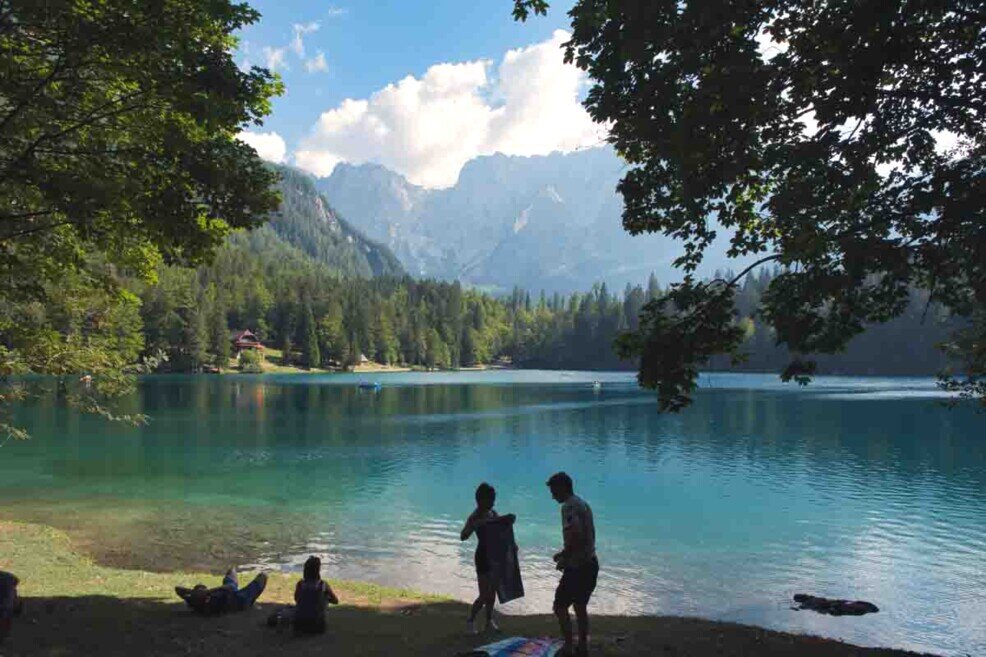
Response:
[285,555,339,635]
[0,571,23,644]
[175,567,267,615]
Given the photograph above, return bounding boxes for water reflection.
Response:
[1,372,984,655]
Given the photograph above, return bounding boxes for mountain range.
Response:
[315,147,738,293]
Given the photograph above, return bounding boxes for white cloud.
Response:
[755,27,788,62]
[237,130,287,164]
[294,30,606,188]
[291,22,320,58]
[305,51,328,73]
[236,40,254,72]
[932,129,966,156]
[326,6,347,17]
[262,46,289,71]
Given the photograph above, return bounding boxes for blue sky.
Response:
[234,1,608,188]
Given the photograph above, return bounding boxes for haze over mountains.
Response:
[315,147,735,293]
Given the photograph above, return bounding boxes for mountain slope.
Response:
[242,165,404,278]
[316,148,737,292]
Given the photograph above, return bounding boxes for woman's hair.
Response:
[475,482,496,507]
[303,556,322,582]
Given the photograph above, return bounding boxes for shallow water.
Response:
[1,371,983,655]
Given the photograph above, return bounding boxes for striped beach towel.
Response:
[458,637,564,657]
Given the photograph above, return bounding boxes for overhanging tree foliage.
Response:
[0,0,283,437]
[515,0,985,411]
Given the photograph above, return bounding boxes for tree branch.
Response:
[652,254,784,330]
[0,209,56,221]
[30,89,146,143]
[845,116,866,142]
[0,54,65,136]
[0,91,148,178]
[0,218,76,242]
[726,254,783,288]
[34,146,143,157]
[703,254,784,290]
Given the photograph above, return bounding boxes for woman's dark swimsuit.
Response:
[475,542,491,576]
[473,511,497,576]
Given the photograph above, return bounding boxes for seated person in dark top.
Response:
[1,571,22,644]
[291,555,339,635]
[175,567,267,615]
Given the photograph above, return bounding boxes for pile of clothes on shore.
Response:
[792,593,879,616]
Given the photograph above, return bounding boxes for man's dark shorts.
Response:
[554,557,599,607]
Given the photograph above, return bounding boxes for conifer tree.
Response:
[300,302,320,370]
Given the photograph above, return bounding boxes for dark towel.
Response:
[477,520,524,604]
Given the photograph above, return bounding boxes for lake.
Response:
[1,371,983,655]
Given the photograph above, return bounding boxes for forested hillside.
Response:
[258,166,404,279]
[8,141,952,378]
[512,270,957,375]
[137,231,957,375]
[123,165,958,376]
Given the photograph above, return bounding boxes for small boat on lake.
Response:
[358,381,382,391]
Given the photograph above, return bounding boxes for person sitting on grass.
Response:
[266,555,340,634]
[292,555,339,635]
[0,571,23,644]
[175,567,267,615]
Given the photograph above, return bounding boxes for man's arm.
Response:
[556,507,585,566]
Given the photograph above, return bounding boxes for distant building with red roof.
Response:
[230,329,264,354]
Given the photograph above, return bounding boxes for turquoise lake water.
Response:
[1,371,983,655]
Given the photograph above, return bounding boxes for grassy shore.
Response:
[200,346,503,375]
[222,348,416,375]
[0,521,933,657]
